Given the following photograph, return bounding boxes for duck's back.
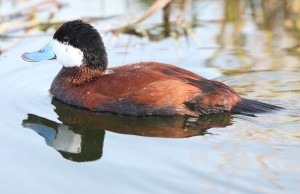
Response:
[50,62,241,116]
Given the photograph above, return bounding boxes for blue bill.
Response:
[22,42,56,62]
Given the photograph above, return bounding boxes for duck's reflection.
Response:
[22,99,233,162]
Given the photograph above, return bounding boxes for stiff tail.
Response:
[231,98,283,116]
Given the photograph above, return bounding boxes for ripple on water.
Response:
[1,32,300,194]
[1,60,59,117]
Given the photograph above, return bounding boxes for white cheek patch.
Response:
[52,39,84,67]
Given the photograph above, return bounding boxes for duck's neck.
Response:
[56,66,106,86]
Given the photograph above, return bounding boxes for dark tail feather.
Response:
[231,98,283,116]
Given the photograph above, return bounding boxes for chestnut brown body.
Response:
[50,62,243,116]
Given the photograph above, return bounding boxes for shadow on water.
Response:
[22,99,233,162]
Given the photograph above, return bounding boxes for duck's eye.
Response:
[63,36,69,42]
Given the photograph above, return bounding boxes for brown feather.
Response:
[50,62,242,116]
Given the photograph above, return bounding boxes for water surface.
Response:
[0,0,300,194]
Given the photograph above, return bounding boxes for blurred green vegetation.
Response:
[1,0,300,51]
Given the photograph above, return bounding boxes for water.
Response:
[1,0,300,193]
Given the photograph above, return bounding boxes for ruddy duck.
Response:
[22,20,282,116]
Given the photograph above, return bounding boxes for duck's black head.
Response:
[22,20,108,70]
